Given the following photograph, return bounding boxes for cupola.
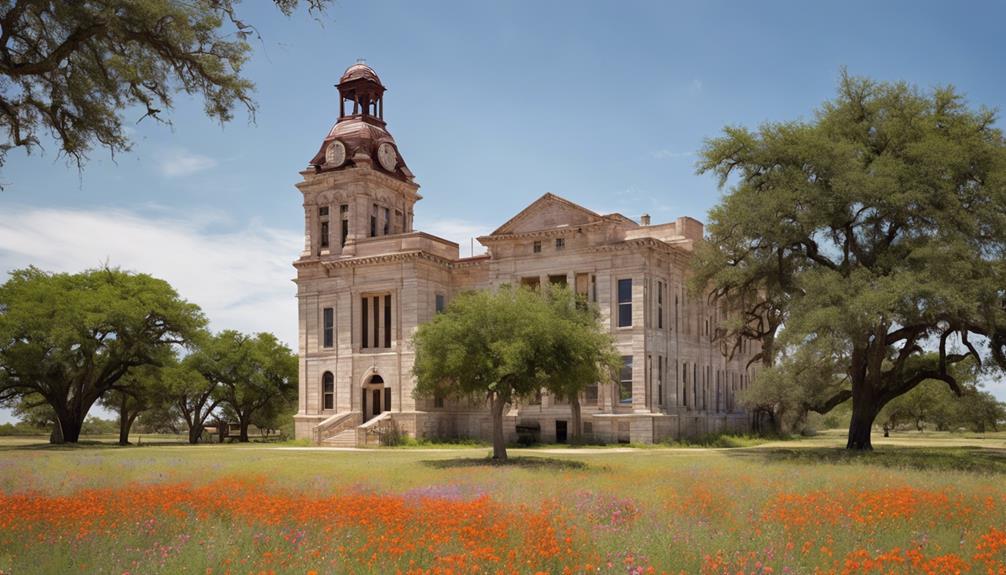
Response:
[308,60,413,182]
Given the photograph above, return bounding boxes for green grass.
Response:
[2,433,1006,573]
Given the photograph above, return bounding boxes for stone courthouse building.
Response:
[293,62,757,446]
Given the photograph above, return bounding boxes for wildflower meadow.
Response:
[0,435,1004,574]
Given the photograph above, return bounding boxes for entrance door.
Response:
[362,375,387,422]
[555,420,568,443]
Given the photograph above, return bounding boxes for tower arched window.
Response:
[322,371,335,410]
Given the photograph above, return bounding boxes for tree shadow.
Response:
[421,456,590,471]
[0,438,191,452]
[726,445,1006,474]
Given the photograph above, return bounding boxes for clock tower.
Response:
[298,60,419,259]
[293,61,463,443]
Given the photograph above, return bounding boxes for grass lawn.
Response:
[1,432,1005,574]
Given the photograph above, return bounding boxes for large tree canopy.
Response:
[0,0,328,174]
[189,330,297,443]
[0,266,205,442]
[696,72,1006,450]
[412,285,617,460]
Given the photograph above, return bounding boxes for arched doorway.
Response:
[361,374,389,421]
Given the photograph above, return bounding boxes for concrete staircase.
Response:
[321,428,357,448]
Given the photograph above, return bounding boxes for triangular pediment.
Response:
[492,193,606,235]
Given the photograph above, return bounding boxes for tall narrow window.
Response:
[555,237,565,250]
[533,240,541,253]
[585,382,599,405]
[361,297,369,349]
[370,204,378,237]
[322,372,334,410]
[617,279,632,327]
[682,362,689,407]
[384,295,391,348]
[322,307,334,348]
[657,281,664,330]
[340,204,349,247]
[372,295,379,348]
[394,209,402,234]
[619,356,633,404]
[657,355,663,406]
[435,294,445,313]
[319,206,330,249]
[383,207,390,235]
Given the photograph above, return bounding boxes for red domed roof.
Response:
[340,62,382,86]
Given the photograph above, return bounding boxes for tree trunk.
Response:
[188,423,203,444]
[569,395,582,443]
[118,395,131,446]
[489,393,507,461]
[238,418,250,443]
[49,418,64,444]
[846,393,881,450]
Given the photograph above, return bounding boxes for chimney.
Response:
[640,214,651,226]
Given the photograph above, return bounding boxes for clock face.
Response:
[377,142,397,171]
[325,140,346,166]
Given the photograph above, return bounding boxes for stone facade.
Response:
[293,63,758,446]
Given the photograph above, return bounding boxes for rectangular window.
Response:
[619,355,633,404]
[322,307,334,348]
[585,382,598,405]
[434,394,444,409]
[383,207,390,235]
[361,298,369,349]
[435,293,445,313]
[340,204,349,247]
[591,274,597,302]
[319,206,330,250]
[658,355,663,406]
[575,273,589,308]
[521,276,540,290]
[384,295,392,348]
[555,237,565,250]
[320,221,330,248]
[682,362,688,407]
[533,240,541,253]
[617,279,632,327]
[370,204,378,237]
[657,281,664,330]
[372,295,380,348]
[548,274,567,287]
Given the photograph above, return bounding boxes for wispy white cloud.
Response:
[0,206,300,346]
[157,148,218,177]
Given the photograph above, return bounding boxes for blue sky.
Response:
[2,0,1005,422]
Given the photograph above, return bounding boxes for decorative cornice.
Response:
[297,166,421,197]
[299,249,490,273]
[478,221,608,243]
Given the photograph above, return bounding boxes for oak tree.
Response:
[696,72,1006,450]
[0,266,205,443]
[0,0,328,175]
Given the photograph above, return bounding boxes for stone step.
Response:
[321,429,357,448]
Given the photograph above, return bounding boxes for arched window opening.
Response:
[322,372,335,410]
